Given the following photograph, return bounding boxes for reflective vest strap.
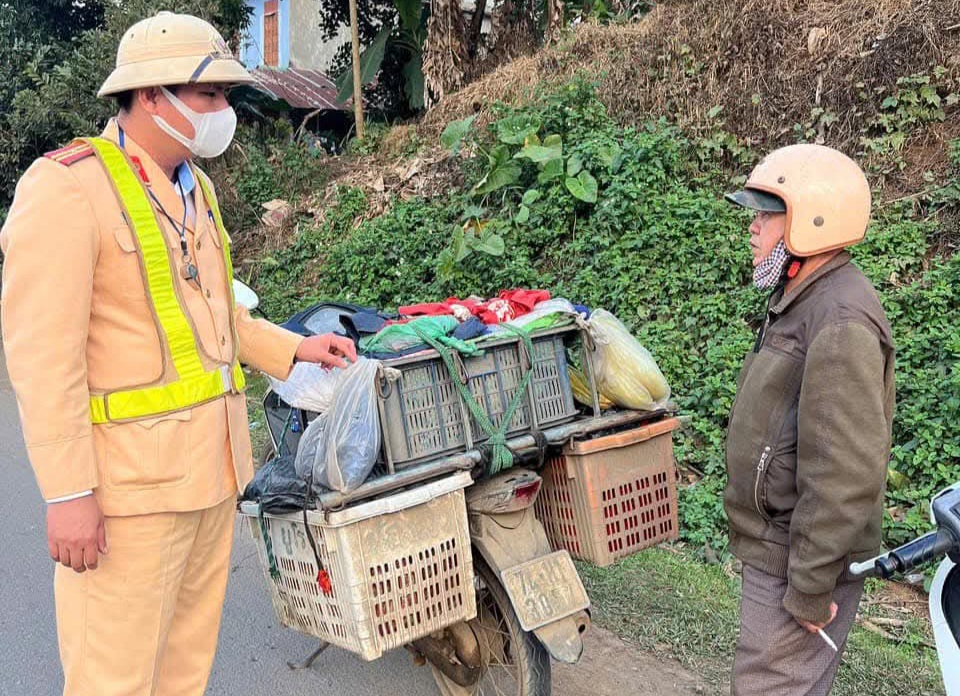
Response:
[84,137,206,382]
[83,139,246,425]
[194,172,233,278]
[90,364,242,424]
[195,169,243,391]
[232,362,246,393]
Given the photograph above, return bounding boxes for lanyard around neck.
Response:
[118,126,200,284]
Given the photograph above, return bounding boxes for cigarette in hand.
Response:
[817,628,838,652]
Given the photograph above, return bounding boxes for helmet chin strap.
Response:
[787,258,803,279]
[772,256,802,293]
[784,234,802,281]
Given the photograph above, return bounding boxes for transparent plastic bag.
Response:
[568,365,614,410]
[269,361,339,413]
[294,357,382,493]
[587,309,670,410]
[294,412,327,481]
[502,298,578,331]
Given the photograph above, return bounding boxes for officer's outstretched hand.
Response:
[47,496,108,573]
[295,333,358,369]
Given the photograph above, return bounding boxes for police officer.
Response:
[724,144,895,695]
[1,12,355,695]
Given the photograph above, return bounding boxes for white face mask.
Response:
[152,86,237,159]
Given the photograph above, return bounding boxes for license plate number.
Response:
[500,551,590,632]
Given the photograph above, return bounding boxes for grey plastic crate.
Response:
[378,327,580,469]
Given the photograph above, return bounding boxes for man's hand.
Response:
[295,333,358,369]
[797,601,838,633]
[47,495,108,573]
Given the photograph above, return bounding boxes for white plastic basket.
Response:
[239,472,476,661]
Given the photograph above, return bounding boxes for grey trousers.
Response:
[731,565,864,696]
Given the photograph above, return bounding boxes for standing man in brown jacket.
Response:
[1,12,355,696]
[724,144,895,695]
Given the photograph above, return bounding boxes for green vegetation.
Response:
[245,371,271,466]
[250,80,960,552]
[0,0,252,219]
[580,546,945,695]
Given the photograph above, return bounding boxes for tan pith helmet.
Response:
[726,144,872,257]
[98,11,254,97]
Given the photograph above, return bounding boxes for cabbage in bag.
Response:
[568,365,614,410]
[587,309,670,410]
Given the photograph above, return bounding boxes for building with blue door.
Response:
[240,0,347,111]
[241,0,348,73]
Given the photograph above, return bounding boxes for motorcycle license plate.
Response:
[500,551,590,632]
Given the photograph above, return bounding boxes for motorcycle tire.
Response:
[429,557,551,696]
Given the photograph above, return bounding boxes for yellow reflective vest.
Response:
[83,137,245,424]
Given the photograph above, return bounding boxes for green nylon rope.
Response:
[411,323,536,475]
[257,503,281,581]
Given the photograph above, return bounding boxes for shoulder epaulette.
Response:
[44,142,95,167]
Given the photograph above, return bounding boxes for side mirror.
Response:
[233,279,260,311]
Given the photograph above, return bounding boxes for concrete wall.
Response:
[289,0,349,73]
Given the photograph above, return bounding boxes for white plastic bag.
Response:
[587,309,670,410]
[269,361,339,413]
[503,298,578,330]
[294,357,382,493]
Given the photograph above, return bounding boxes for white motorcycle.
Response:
[850,482,960,694]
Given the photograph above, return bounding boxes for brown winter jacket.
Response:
[724,251,895,624]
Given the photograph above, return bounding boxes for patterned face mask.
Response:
[753,240,790,290]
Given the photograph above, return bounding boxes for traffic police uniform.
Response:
[0,12,304,695]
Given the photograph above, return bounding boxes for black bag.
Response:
[280,301,394,340]
[241,454,310,513]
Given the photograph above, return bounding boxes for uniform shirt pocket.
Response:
[205,212,230,248]
[101,410,194,490]
[103,224,149,300]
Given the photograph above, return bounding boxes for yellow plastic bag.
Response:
[568,366,614,410]
[587,309,670,410]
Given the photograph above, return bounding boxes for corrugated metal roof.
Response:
[251,67,347,111]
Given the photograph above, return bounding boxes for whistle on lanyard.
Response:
[181,258,200,283]
[179,242,200,288]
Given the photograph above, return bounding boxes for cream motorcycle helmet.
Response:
[726,144,872,257]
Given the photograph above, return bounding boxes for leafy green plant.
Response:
[437,94,615,276]
[696,105,753,167]
[860,67,958,173]
[435,205,507,277]
[792,106,839,142]
[251,80,960,554]
[565,169,598,202]
[440,114,477,155]
[333,0,428,112]
[335,26,392,104]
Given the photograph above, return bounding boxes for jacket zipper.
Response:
[753,446,772,517]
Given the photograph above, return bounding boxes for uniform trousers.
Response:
[55,495,236,696]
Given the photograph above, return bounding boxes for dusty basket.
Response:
[239,472,476,661]
[535,418,680,567]
[378,326,580,470]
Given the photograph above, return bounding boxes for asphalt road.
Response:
[0,349,707,696]
[0,351,438,696]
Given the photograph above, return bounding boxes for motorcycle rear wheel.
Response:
[429,558,550,696]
